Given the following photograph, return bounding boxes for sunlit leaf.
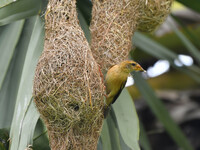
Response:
[177,0,200,13]
[100,120,112,150]
[10,15,44,150]
[0,0,44,26]
[112,89,140,150]
[106,112,121,150]
[18,100,40,149]
[0,0,17,8]
[133,32,200,83]
[0,20,24,90]
[0,16,43,128]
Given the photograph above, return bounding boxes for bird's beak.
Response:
[135,64,146,72]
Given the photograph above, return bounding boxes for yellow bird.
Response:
[103,60,145,117]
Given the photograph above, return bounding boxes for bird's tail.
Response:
[103,105,111,118]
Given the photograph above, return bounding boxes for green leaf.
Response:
[10,15,44,150]
[0,0,43,26]
[106,112,121,150]
[133,32,177,61]
[100,106,134,150]
[133,32,200,83]
[168,17,200,65]
[17,100,40,149]
[139,122,152,150]
[100,120,112,150]
[177,0,200,13]
[112,89,140,150]
[134,72,194,150]
[78,8,91,42]
[0,16,43,128]
[171,15,200,48]
[33,119,50,150]
[97,138,103,150]
[0,20,24,90]
[77,0,92,25]
[77,0,92,42]
[0,0,17,8]
[118,128,132,150]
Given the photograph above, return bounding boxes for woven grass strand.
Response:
[90,0,141,72]
[90,0,173,72]
[137,0,174,32]
[33,0,174,149]
[33,0,104,149]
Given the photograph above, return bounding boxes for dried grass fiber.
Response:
[33,0,174,149]
[90,0,141,72]
[33,0,105,149]
[137,0,174,32]
[90,0,173,71]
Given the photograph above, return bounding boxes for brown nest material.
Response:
[33,0,105,149]
[137,0,174,32]
[33,0,174,149]
[90,0,142,72]
[90,0,174,72]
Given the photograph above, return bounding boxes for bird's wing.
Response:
[111,80,127,104]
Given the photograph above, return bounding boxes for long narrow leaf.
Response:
[134,72,194,150]
[112,89,140,150]
[118,131,132,150]
[10,16,44,150]
[18,100,40,149]
[139,122,152,150]
[77,0,92,25]
[0,0,18,8]
[106,112,121,150]
[133,32,200,83]
[171,15,200,48]
[0,16,43,128]
[177,0,200,13]
[0,0,43,26]
[100,120,112,150]
[110,109,134,150]
[0,20,24,89]
[133,32,177,61]
[77,8,91,42]
[168,18,200,65]
[97,138,103,150]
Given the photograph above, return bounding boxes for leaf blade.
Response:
[133,32,200,83]
[10,15,44,150]
[0,20,24,90]
[112,89,140,150]
[134,72,194,150]
[0,0,43,26]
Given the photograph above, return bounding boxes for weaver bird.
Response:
[103,60,145,117]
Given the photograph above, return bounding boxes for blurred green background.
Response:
[0,0,200,150]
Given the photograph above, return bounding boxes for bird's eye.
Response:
[131,63,136,66]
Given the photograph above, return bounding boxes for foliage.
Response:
[0,0,199,150]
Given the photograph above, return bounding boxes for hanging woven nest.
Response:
[33,0,105,149]
[33,0,174,149]
[90,0,174,73]
[90,0,141,72]
[137,0,174,32]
